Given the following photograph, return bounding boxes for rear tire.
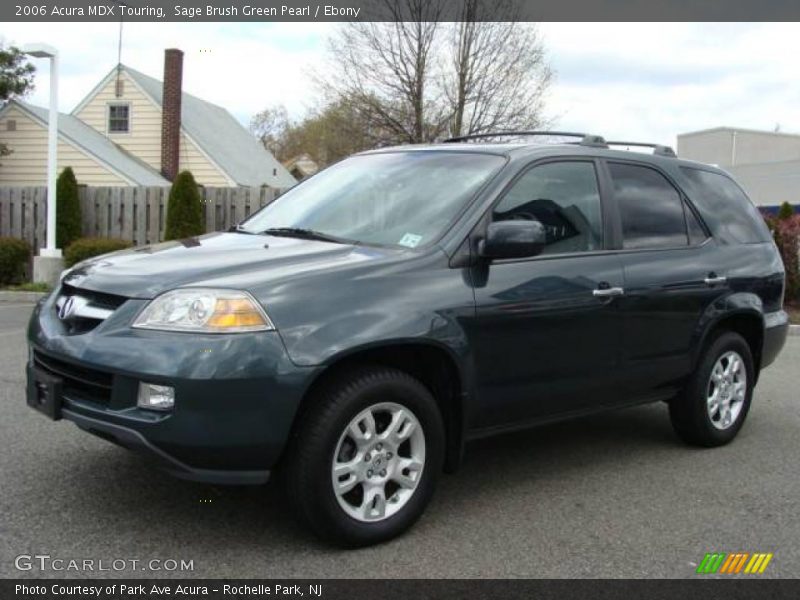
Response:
[284,366,444,547]
[670,331,754,447]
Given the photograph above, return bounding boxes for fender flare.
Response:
[288,337,473,473]
[691,291,765,375]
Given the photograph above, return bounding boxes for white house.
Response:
[0,49,296,188]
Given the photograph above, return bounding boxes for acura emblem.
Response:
[58,297,76,320]
[57,296,88,320]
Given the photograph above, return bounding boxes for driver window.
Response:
[493,161,603,254]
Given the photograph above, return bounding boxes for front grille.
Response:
[60,284,127,311]
[33,351,113,405]
[54,284,128,335]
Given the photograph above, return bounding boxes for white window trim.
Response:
[107,102,131,135]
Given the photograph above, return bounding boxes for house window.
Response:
[6,119,16,131]
[108,104,130,133]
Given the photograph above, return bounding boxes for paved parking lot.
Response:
[1,300,798,578]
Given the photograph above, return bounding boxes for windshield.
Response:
[240,151,505,248]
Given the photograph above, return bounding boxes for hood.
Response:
[62,232,394,299]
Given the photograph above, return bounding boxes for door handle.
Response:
[593,286,625,298]
[704,274,727,286]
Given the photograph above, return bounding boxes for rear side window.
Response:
[608,162,687,249]
[679,167,771,244]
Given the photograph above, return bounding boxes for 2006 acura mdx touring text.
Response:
[27,132,789,547]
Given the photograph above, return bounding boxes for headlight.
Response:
[132,288,274,333]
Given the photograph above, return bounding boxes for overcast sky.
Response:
[3,22,800,146]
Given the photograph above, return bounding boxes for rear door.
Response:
[603,160,727,398]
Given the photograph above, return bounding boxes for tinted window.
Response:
[685,201,708,245]
[609,163,687,249]
[679,167,772,244]
[493,161,603,254]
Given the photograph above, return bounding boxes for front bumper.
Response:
[27,291,317,484]
[61,408,272,484]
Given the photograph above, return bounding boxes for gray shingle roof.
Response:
[11,100,170,186]
[122,66,297,188]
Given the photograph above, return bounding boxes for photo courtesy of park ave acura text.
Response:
[1,0,799,593]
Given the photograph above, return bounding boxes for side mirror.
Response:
[479,220,546,260]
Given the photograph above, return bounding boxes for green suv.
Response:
[27,132,789,546]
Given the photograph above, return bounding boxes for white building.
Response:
[677,127,800,210]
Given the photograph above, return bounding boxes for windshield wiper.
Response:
[260,227,354,244]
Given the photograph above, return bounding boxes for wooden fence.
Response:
[0,186,284,250]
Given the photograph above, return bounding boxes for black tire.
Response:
[283,366,445,547]
[670,331,755,447]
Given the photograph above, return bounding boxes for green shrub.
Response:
[778,201,795,221]
[56,167,82,248]
[0,237,31,286]
[64,237,132,268]
[164,170,204,240]
[765,212,800,303]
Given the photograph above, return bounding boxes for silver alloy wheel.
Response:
[331,402,426,523]
[707,350,747,430]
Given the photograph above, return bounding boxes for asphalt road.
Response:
[1,300,798,579]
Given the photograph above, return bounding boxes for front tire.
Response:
[670,331,754,447]
[284,366,444,547]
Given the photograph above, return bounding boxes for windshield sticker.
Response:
[398,233,423,248]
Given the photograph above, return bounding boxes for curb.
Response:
[0,290,48,302]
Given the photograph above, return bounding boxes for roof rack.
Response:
[606,141,677,158]
[442,131,608,148]
[441,131,678,157]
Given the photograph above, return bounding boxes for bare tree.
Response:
[321,0,447,145]
[318,0,553,146]
[260,0,554,161]
[250,104,290,158]
[251,98,377,166]
[445,0,552,137]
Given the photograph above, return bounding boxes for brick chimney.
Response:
[160,48,183,181]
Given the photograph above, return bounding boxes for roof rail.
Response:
[442,131,608,148]
[606,141,677,158]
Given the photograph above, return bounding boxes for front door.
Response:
[465,160,625,431]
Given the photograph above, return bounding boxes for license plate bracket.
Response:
[27,366,63,421]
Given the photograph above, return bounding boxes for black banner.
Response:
[3,579,800,600]
[5,0,800,22]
